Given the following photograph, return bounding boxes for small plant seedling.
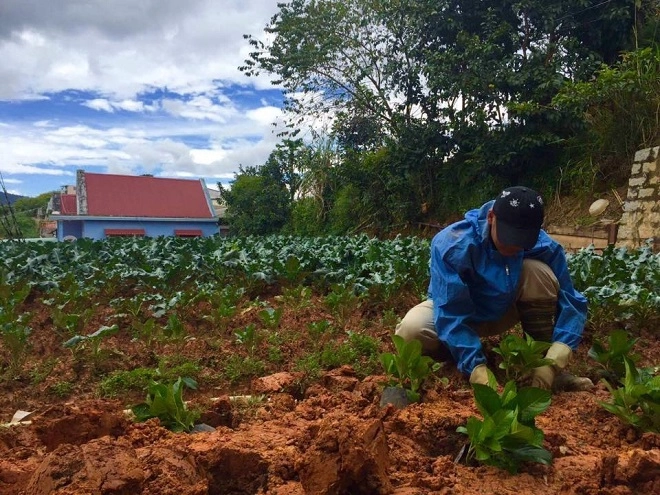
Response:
[163,313,186,342]
[0,316,32,376]
[258,306,283,330]
[588,329,640,383]
[493,333,553,383]
[457,380,552,473]
[63,324,119,360]
[599,356,660,433]
[324,284,362,329]
[235,323,263,356]
[131,376,200,433]
[131,317,158,346]
[307,320,333,342]
[379,334,441,403]
[279,285,312,309]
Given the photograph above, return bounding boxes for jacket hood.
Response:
[464,200,495,246]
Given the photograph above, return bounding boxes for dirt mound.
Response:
[1,373,658,495]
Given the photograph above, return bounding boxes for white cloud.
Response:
[85,99,114,112]
[0,0,292,196]
[0,0,281,100]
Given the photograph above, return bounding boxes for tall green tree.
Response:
[219,165,290,236]
[241,0,439,141]
[241,0,653,230]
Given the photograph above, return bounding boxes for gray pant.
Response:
[395,259,559,357]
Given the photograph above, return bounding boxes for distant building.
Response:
[48,170,221,241]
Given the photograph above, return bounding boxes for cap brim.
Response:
[497,221,540,250]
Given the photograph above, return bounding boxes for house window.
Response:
[104,229,145,237]
[175,229,203,237]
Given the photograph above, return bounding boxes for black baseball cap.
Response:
[492,186,544,249]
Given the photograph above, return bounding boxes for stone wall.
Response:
[616,146,660,250]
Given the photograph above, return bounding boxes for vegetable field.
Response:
[0,235,658,495]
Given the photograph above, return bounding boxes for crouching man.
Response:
[396,186,593,391]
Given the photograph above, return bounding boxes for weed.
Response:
[49,381,74,398]
[381,308,401,329]
[99,367,157,397]
[324,284,362,329]
[222,355,265,384]
[29,358,58,386]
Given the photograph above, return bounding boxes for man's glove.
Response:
[531,342,572,390]
[469,364,491,386]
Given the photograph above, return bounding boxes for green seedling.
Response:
[203,286,243,331]
[493,333,553,383]
[0,316,32,376]
[163,313,186,342]
[599,356,660,433]
[279,284,312,309]
[131,317,158,346]
[307,320,333,342]
[235,324,262,356]
[324,284,362,329]
[258,306,283,330]
[379,334,441,403]
[51,306,94,337]
[63,324,119,360]
[457,380,552,473]
[588,329,640,383]
[131,376,200,433]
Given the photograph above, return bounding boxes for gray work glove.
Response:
[532,342,594,391]
[531,342,571,390]
[469,364,491,386]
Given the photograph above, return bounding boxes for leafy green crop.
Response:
[379,334,441,403]
[588,329,640,383]
[569,243,660,329]
[131,377,200,433]
[493,333,553,383]
[599,356,660,433]
[457,381,552,473]
[63,324,119,360]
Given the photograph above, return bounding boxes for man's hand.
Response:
[531,342,572,390]
[469,364,491,386]
[531,365,555,389]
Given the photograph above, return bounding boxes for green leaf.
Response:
[473,383,501,417]
[516,387,552,424]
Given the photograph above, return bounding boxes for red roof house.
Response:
[49,170,220,240]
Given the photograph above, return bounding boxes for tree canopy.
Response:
[231,0,659,236]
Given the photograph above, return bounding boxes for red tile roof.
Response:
[61,194,77,214]
[83,172,214,218]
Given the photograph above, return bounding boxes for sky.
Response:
[0,0,288,198]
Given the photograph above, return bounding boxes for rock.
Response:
[589,199,610,216]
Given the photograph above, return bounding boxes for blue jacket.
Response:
[428,200,588,376]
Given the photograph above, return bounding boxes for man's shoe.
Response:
[552,372,594,392]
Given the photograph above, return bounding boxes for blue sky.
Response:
[0,0,287,197]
